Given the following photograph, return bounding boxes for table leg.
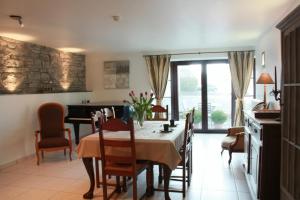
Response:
[73,123,80,145]
[146,162,154,196]
[163,164,171,200]
[82,157,95,199]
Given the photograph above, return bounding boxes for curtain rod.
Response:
[144,50,255,57]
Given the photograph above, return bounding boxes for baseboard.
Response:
[0,154,35,170]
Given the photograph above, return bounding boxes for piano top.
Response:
[67,101,126,107]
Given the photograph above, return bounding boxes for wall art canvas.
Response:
[103,60,129,89]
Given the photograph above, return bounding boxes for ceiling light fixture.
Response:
[9,15,24,28]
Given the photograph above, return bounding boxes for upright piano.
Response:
[64,101,125,144]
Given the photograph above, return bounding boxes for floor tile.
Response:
[238,192,252,200]
[201,190,238,200]
[12,188,57,200]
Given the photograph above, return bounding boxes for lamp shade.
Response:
[256,72,274,84]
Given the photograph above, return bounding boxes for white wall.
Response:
[0,92,91,166]
[255,2,299,109]
[255,27,281,108]
[86,52,151,102]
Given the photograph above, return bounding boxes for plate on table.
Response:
[160,129,173,133]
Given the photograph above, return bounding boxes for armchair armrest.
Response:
[230,132,245,150]
[35,130,40,146]
[227,126,244,136]
[64,128,72,141]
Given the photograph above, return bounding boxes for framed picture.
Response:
[103,60,129,89]
[261,52,265,67]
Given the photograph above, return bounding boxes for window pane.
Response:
[246,79,254,97]
[207,63,232,129]
[164,81,171,97]
[178,64,202,129]
[161,97,171,117]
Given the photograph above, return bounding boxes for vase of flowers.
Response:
[124,91,154,128]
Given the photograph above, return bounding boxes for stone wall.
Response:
[0,36,86,94]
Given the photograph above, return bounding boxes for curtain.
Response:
[228,51,254,126]
[144,55,171,105]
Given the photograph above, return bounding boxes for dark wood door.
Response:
[277,5,300,200]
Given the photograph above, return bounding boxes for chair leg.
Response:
[191,146,193,174]
[187,158,191,186]
[158,165,163,184]
[228,150,232,165]
[132,176,137,200]
[69,147,72,161]
[95,159,100,188]
[116,176,121,193]
[182,161,186,198]
[221,149,224,155]
[122,176,127,192]
[102,173,108,200]
[36,149,40,165]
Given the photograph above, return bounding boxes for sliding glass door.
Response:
[207,63,232,129]
[168,60,232,132]
[177,64,202,129]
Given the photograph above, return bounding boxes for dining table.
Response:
[77,120,185,200]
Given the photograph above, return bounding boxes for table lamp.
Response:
[256,72,274,109]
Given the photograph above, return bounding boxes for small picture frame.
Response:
[261,52,265,67]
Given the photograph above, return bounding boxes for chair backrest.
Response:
[182,112,192,159]
[91,111,104,133]
[38,102,65,139]
[147,105,169,121]
[189,108,195,132]
[104,107,115,119]
[98,118,136,172]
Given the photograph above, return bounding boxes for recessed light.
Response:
[0,32,35,41]
[58,47,85,53]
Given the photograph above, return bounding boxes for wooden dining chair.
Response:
[170,112,192,198]
[98,118,150,200]
[147,105,169,121]
[146,104,169,183]
[189,108,195,174]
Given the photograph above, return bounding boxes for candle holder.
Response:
[270,66,281,101]
[270,88,281,101]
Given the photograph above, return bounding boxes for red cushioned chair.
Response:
[35,102,72,165]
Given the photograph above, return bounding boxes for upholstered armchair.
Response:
[35,102,72,165]
[221,126,244,165]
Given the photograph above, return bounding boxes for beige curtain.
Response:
[228,51,254,126]
[144,55,171,105]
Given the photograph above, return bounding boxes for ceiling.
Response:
[0,0,298,53]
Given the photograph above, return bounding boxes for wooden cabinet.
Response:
[244,111,281,200]
[277,5,300,200]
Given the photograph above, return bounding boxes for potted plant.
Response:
[211,110,227,128]
[124,91,154,128]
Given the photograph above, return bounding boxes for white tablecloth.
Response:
[77,121,185,170]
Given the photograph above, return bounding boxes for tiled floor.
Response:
[0,134,251,200]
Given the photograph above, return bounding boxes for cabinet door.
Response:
[249,136,261,198]
[277,5,300,200]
